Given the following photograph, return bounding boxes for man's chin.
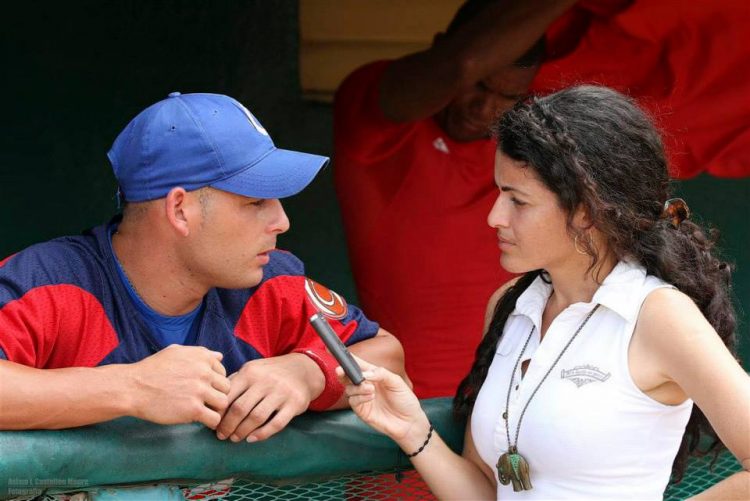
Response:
[220,270,264,290]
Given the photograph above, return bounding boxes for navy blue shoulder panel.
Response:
[0,230,108,309]
[262,250,305,279]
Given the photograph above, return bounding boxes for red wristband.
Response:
[295,347,345,411]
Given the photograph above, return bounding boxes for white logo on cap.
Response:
[237,103,269,136]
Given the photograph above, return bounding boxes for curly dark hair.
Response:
[453,85,737,482]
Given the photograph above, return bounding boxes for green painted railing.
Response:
[0,398,741,500]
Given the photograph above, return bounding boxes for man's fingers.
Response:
[195,406,222,430]
[225,374,252,408]
[231,394,283,441]
[248,406,296,442]
[211,358,227,378]
[204,387,230,413]
[216,387,264,440]
[211,372,231,395]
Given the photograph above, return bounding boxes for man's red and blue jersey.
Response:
[0,218,378,409]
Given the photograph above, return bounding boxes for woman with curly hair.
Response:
[341,85,750,499]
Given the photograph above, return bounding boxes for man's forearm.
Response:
[449,0,578,81]
[0,360,133,429]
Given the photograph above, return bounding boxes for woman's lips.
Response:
[498,237,515,249]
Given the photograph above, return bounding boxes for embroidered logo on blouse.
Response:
[304,278,348,319]
[561,364,611,388]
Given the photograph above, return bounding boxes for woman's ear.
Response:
[572,203,594,231]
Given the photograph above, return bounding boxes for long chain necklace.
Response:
[496,304,600,491]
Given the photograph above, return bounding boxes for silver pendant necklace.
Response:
[496,303,600,491]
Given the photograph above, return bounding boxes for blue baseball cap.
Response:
[108,92,329,202]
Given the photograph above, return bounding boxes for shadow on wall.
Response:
[1,1,748,362]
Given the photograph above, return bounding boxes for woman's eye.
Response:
[511,197,527,206]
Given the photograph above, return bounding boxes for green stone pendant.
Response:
[496,446,533,491]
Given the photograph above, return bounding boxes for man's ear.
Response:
[164,187,191,237]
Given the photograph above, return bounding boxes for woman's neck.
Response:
[546,253,618,310]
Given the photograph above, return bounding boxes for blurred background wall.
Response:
[2,0,747,362]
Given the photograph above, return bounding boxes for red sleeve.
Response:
[233,275,379,411]
[333,60,419,165]
[0,254,16,268]
[0,285,119,368]
[533,0,750,179]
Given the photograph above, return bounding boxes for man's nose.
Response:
[269,199,290,234]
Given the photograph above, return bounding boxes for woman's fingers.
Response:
[336,355,377,386]
[348,394,375,408]
[345,381,375,397]
[363,366,408,392]
[338,363,406,396]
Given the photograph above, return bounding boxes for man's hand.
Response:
[128,345,231,429]
[215,353,325,443]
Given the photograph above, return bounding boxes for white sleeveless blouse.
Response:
[471,261,693,500]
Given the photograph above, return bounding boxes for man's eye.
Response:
[511,197,527,206]
[250,200,266,207]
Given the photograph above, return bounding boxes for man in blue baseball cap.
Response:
[0,92,407,442]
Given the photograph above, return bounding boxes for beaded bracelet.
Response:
[406,423,434,458]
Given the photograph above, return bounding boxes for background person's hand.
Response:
[128,344,230,428]
[215,353,324,443]
[338,355,427,445]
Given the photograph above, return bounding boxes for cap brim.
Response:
[211,147,329,199]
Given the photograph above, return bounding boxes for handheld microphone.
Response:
[309,313,365,385]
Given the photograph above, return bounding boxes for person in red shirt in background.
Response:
[334,0,750,398]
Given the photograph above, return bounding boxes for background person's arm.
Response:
[0,345,230,430]
[380,0,577,122]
